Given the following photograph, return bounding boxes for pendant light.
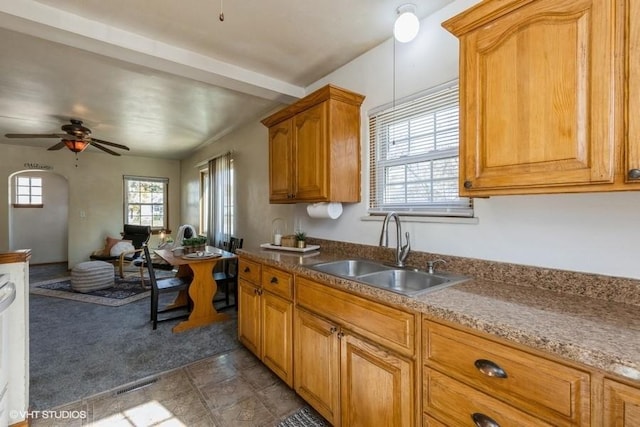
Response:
[393,4,420,43]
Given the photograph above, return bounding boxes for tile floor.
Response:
[27,263,322,427]
[30,347,311,427]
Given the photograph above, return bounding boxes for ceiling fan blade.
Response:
[90,142,121,156]
[90,137,130,151]
[47,141,67,151]
[5,133,63,138]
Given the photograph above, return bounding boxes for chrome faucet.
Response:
[379,212,411,268]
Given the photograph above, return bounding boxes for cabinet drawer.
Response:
[261,266,293,300]
[297,277,415,357]
[424,368,554,426]
[238,258,261,284]
[423,320,590,426]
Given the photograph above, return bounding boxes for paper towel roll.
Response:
[307,202,343,219]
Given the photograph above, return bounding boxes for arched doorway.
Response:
[8,170,69,264]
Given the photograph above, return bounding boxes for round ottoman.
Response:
[71,261,115,293]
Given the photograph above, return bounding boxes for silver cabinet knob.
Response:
[628,169,640,180]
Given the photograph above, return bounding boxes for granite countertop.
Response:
[238,246,640,384]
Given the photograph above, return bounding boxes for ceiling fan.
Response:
[4,119,130,156]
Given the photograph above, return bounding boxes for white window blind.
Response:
[369,80,473,217]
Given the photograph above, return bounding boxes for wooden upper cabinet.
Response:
[295,103,328,201]
[443,0,625,196]
[268,119,294,202]
[626,0,640,184]
[262,84,365,203]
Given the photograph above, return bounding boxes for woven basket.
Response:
[184,244,206,254]
[281,235,296,247]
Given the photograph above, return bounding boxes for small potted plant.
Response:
[295,231,307,249]
[183,235,207,254]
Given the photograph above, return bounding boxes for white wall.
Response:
[9,171,68,264]
[180,119,294,246]
[1,145,181,268]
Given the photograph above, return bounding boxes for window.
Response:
[123,176,168,229]
[369,80,472,217]
[201,154,234,244]
[14,176,43,207]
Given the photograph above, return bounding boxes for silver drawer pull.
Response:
[474,359,508,378]
[472,413,500,427]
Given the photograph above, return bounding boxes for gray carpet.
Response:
[30,292,239,410]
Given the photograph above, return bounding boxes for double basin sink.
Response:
[308,259,469,297]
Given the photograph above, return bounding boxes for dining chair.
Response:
[213,236,243,310]
[143,245,191,329]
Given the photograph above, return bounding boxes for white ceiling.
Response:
[0,0,453,159]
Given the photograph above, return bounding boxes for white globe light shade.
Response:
[393,8,420,43]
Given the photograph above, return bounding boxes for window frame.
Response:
[368,80,473,218]
[123,175,169,231]
[13,175,43,208]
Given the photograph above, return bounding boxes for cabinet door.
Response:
[604,379,640,426]
[455,0,617,194]
[294,308,341,426]
[261,291,293,386]
[294,102,328,201]
[268,119,294,202]
[237,279,261,357]
[626,0,640,185]
[340,333,414,427]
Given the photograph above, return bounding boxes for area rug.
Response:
[30,292,239,410]
[278,406,329,426]
[29,273,171,306]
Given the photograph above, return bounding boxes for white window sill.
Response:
[360,215,478,225]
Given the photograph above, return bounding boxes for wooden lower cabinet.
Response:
[340,332,413,427]
[261,291,293,386]
[237,261,293,387]
[423,319,591,426]
[237,279,260,356]
[293,304,415,427]
[604,379,640,426]
[294,308,340,425]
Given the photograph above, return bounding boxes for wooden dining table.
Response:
[154,245,236,333]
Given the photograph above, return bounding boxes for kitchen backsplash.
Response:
[308,238,640,307]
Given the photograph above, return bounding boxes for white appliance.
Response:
[0,274,16,426]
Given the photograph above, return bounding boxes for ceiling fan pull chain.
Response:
[219,0,224,21]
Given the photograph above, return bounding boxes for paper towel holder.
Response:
[306,202,343,219]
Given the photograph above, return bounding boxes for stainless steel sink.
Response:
[309,259,469,296]
[310,259,390,277]
[357,269,468,296]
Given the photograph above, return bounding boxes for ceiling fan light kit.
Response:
[63,139,89,153]
[4,118,130,158]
